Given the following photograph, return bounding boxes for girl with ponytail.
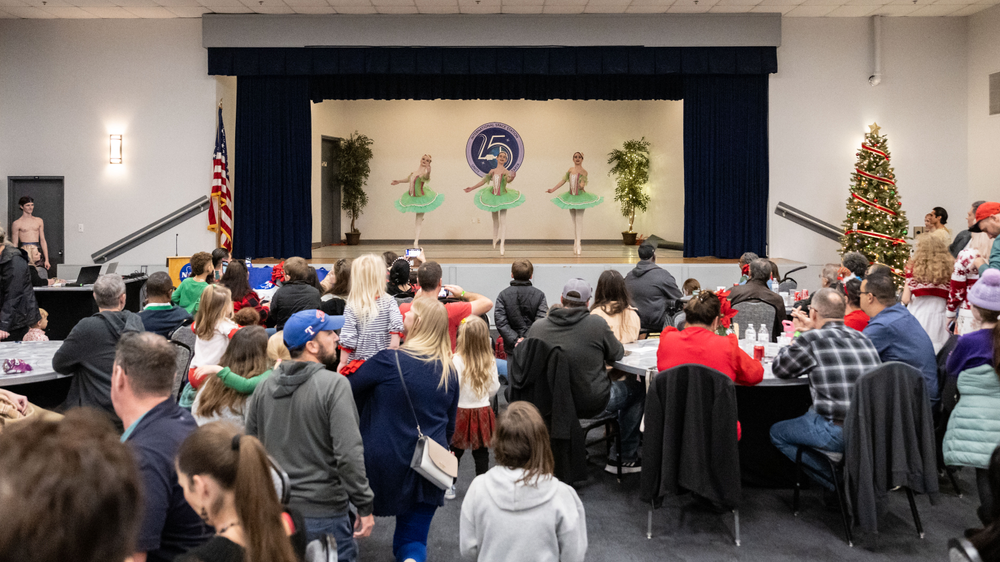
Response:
[175,422,301,562]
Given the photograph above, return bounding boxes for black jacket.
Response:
[844,362,939,534]
[624,260,682,332]
[55,310,145,431]
[138,305,193,338]
[727,278,785,342]
[641,364,741,509]
[507,338,587,484]
[494,280,547,355]
[0,245,41,333]
[270,281,322,330]
[950,229,971,258]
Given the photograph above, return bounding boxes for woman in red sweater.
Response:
[657,291,763,386]
[220,260,269,326]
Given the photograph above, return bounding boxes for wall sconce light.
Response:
[110,134,122,164]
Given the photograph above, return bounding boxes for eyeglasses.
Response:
[859,291,873,296]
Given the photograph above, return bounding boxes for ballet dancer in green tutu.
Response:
[464,150,525,256]
[547,151,603,255]
[392,154,444,246]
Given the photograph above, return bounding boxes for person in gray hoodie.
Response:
[460,401,587,562]
[244,309,375,562]
[624,243,683,332]
[54,274,144,432]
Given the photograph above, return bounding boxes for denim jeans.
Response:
[393,502,438,562]
[769,410,844,491]
[495,359,508,384]
[303,513,357,562]
[604,377,645,462]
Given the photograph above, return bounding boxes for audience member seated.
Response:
[221,260,268,326]
[269,257,322,331]
[727,258,785,342]
[245,310,375,555]
[192,326,270,429]
[320,258,351,317]
[590,269,640,344]
[902,233,954,353]
[968,446,1000,561]
[0,409,142,562]
[173,252,214,314]
[843,279,869,331]
[400,261,493,351]
[737,252,759,284]
[55,273,144,431]
[112,332,212,561]
[950,202,994,335]
[820,263,840,289]
[387,258,415,299]
[841,251,870,282]
[624,242,682,333]
[768,260,781,288]
[175,423,304,562]
[211,247,231,283]
[943,269,1000,526]
[682,278,700,296]
[526,279,640,474]
[0,225,41,342]
[22,307,49,341]
[140,271,193,337]
[495,258,547,357]
[24,245,60,286]
[382,250,399,269]
[460,401,588,562]
[770,288,882,490]
[860,272,941,406]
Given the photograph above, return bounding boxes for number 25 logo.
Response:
[475,134,511,162]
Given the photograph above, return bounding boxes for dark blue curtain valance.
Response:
[208,46,777,78]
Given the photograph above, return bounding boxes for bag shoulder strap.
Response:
[393,350,424,438]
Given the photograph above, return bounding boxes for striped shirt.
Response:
[339,295,404,361]
[772,321,882,422]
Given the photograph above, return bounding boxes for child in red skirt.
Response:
[448,316,501,499]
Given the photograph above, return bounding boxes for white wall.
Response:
[0,19,219,269]
[311,99,684,243]
[968,5,1000,203]
[769,17,969,265]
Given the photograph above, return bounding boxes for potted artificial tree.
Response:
[336,131,374,245]
[607,138,651,246]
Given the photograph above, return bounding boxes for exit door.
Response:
[7,176,65,276]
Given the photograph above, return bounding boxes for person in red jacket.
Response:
[656,291,763,439]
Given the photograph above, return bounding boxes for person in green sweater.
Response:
[192,330,291,394]
[172,251,214,314]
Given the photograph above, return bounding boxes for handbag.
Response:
[394,351,458,490]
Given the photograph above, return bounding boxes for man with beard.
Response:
[245,309,375,561]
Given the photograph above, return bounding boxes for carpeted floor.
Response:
[358,437,982,561]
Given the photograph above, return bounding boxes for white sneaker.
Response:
[445,484,457,500]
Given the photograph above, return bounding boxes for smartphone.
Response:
[405,248,421,258]
[439,288,449,298]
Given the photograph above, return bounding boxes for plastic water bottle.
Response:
[758,324,769,343]
[744,324,756,345]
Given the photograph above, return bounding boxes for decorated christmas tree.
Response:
[840,123,911,279]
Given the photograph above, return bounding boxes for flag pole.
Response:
[215,99,223,249]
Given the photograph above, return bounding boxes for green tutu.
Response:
[395,177,444,213]
[551,191,603,210]
[474,186,525,212]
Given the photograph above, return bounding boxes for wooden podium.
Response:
[166,256,191,287]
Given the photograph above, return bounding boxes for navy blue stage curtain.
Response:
[233,76,312,260]
[682,75,769,259]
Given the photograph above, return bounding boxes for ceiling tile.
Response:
[543,3,585,9]
[200,4,253,10]
[114,0,161,6]
[253,4,297,11]
[545,0,588,5]
[376,4,417,9]
[22,0,74,8]
[0,0,29,6]
[284,0,324,4]
[498,0,539,5]
[291,4,335,9]
[870,3,919,13]
[332,4,377,9]
[0,7,17,13]
[459,3,501,10]
[933,0,977,5]
[42,5,97,14]
[152,0,203,6]
[709,4,754,9]
[165,5,210,13]
[798,0,842,5]
[750,4,794,11]
[82,5,138,13]
[845,0,888,5]
[825,4,876,13]
[758,0,805,5]
[1,4,56,13]
[197,0,242,6]
[908,2,959,11]
[783,4,835,13]
[416,4,456,9]
[715,0,760,5]
[666,4,713,10]
[583,3,628,10]
[371,0,413,6]
[123,5,174,14]
[500,4,543,11]
[625,4,670,10]
[949,3,989,11]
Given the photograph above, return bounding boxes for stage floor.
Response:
[255,242,802,266]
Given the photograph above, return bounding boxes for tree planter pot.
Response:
[622,231,637,246]
[345,232,361,245]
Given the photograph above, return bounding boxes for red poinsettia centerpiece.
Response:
[715,289,737,333]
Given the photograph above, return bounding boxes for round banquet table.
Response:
[617,339,813,488]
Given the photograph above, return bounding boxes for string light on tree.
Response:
[839,122,911,284]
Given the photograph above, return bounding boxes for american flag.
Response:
[208,106,233,251]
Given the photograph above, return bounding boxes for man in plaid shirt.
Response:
[769,288,882,489]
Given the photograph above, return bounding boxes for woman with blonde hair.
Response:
[337,253,404,375]
[193,326,270,429]
[903,233,955,352]
[181,284,238,408]
[349,297,459,562]
[176,422,302,562]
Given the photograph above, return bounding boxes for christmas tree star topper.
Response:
[869,122,881,135]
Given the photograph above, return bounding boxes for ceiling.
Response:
[0,0,993,19]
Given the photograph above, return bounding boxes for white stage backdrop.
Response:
[311,99,685,243]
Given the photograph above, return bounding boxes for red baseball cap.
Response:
[971,202,1000,233]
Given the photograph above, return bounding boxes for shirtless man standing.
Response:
[11,196,50,270]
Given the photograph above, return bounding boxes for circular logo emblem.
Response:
[179,263,192,281]
[466,122,524,177]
